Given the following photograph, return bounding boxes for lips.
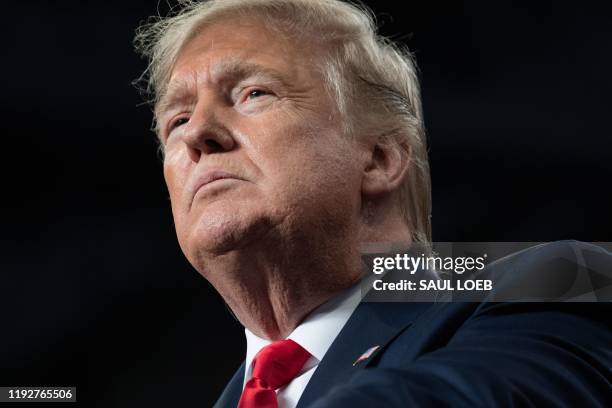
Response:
[190,169,243,200]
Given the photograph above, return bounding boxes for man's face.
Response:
[159,17,365,271]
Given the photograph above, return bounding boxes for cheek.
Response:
[163,148,191,207]
[264,134,360,203]
[247,114,323,165]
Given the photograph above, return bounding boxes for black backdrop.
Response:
[1,1,611,406]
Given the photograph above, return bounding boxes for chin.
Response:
[181,207,279,260]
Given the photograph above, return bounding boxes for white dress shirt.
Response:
[243,282,363,408]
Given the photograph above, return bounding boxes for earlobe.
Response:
[361,138,411,196]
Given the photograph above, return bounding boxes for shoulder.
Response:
[374,241,611,362]
[497,240,609,268]
[482,240,611,302]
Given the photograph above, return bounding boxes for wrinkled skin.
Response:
[158,17,409,339]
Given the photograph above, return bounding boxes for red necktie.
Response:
[238,339,310,408]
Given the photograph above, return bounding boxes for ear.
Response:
[361,136,411,196]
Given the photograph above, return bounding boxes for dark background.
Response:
[1,0,610,406]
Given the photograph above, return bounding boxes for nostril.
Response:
[204,139,223,152]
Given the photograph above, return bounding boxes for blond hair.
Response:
[134,0,432,244]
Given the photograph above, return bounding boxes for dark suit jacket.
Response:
[215,241,611,407]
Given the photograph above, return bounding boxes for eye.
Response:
[170,117,189,130]
[245,89,270,101]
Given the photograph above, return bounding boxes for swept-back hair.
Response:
[134,0,432,245]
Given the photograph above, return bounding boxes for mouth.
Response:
[191,170,244,201]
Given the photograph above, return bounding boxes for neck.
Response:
[198,200,410,340]
[359,197,413,244]
[202,229,364,340]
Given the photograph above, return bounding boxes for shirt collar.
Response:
[244,281,362,382]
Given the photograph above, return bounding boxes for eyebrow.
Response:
[156,59,290,117]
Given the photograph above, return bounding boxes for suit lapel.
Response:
[296,302,431,407]
[213,362,245,408]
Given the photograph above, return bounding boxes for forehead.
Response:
[168,16,320,91]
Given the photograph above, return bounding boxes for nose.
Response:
[181,102,236,162]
